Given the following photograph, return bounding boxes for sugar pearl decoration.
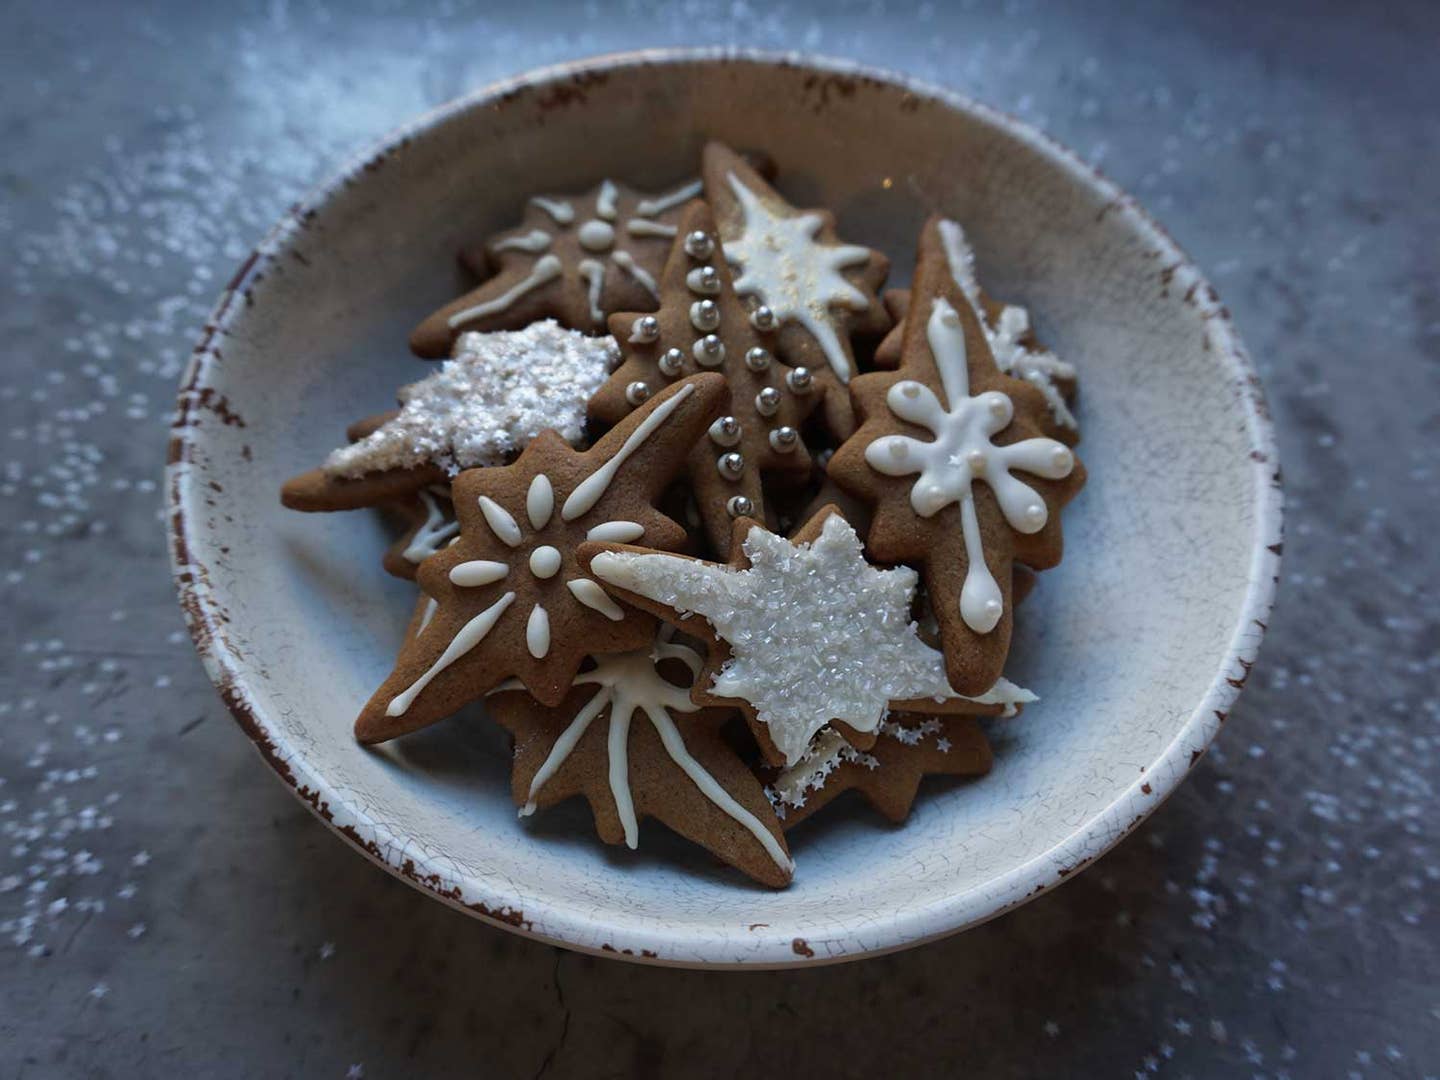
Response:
[694,334,725,367]
[744,346,771,372]
[628,315,660,344]
[769,426,799,453]
[754,386,781,417]
[658,347,686,376]
[786,366,813,393]
[708,415,742,447]
[726,495,754,517]
[690,299,721,332]
[686,266,720,295]
[684,230,714,259]
[717,451,745,481]
[625,380,651,406]
[750,305,776,332]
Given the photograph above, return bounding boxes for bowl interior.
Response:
[171,54,1276,965]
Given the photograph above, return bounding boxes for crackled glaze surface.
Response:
[166,52,1278,966]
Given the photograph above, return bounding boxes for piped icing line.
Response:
[722,172,872,384]
[415,596,438,636]
[567,578,624,621]
[493,229,552,255]
[863,298,1075,634]
[627,220,678,238]
[578,258,605,324]
[635,178,702,218]
[512,641,793,876]
[386,592,516,716]
[402,488,459,563]
[589,513,994,766]
[611,250,659,301]
[526,474,554,530]
[561,381,696,521]
[449,559,509,587]
[448,254,562,327]
[529,196,575,225]
[526,605,551,659]
[595,180,619,220]
[585,521,644,543]
[937,218,1078,430]
[477,495,523,548]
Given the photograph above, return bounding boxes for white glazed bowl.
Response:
[168,50,1281,967]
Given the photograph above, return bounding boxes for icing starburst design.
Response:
[410,177,703,357]
[583,508,1034,767]
[864,296,1076,634]
[490,632,793,885]
[702,142,890,386]
[354,375,726,744]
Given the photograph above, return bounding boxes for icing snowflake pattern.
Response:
[865,297,1076,634]
[723,172,872,383]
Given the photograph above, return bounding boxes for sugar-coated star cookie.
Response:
[490,631,793,887]
[580,506,1035,768]
[829,217,1085,695]
[355,374,727,744]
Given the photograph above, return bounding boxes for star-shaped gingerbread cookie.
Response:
[489,631,793,887]
[828,217,1086,695]
[589,200,844,556]
[764,712,995,828]
[408,177,706,357]
[579,506,1036,768]
[701,141,891,387]
[355,373,726,744]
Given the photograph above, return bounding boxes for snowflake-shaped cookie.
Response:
[589,200,846,555]
[489,631,793,887]
[580,506,1034,767]
[409,177,704,357]
[830,218,1086,695]
[354,374,726,744]
[702,142,890,386]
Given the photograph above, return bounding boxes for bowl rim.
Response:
[167,46,1283,969]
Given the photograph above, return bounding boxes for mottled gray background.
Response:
[2,1,1437,1077]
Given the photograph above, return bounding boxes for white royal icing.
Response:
[526,474,554,530]
[585,521,644,543]
[387,592,516,717]
[864,298,1074,634]
[567,578,625,621]
[510,637,792,876]
[323,322,615,479]
[578,258,605,324]
[590,514,999,767]
[722,172,872,384]
[938,219,1078,430]
[635,179,702,217]
[492,229,551,254]
[529,196,575,225]
[477,495,522,548]
[402,487,459,564]
[562,382,695,520]
[610,249,659,301]
[448,253,563,328]
[526,604,551,659]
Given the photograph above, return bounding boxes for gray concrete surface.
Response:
[1,1,1437,1076]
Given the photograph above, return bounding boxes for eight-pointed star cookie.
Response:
[409,177,704,357]
[763,712,996,829]
[828,218,1086,695]
[354,373,727,744]
[874,218,1079,440]
[589,200,842,556]
[701,141,891,388]
[580,506,1036,768]
[489,631,793,887]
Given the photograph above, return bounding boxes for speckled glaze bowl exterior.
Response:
[168,49,1281,967]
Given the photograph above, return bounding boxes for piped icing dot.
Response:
[578,220,615,251]
[529,545,562,579]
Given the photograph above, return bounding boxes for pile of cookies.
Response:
[281,142,1084,887]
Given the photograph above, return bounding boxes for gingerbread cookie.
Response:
[380,484,457,581]
[409,177,706,357]
[355,373,726,744]
[875,219,1078,438]
[490,631,793,887]
[581,506,1035,767]
[765,713,994,828]
[829,216,1085,695]
[701,141,891,386]
[281,321,614,512]
[589,200,844,555]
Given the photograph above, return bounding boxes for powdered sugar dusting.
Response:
[323,321,616,478]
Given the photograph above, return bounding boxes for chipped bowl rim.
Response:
[167,47,1283,968]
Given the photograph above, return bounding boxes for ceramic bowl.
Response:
[168,49,1281,967]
